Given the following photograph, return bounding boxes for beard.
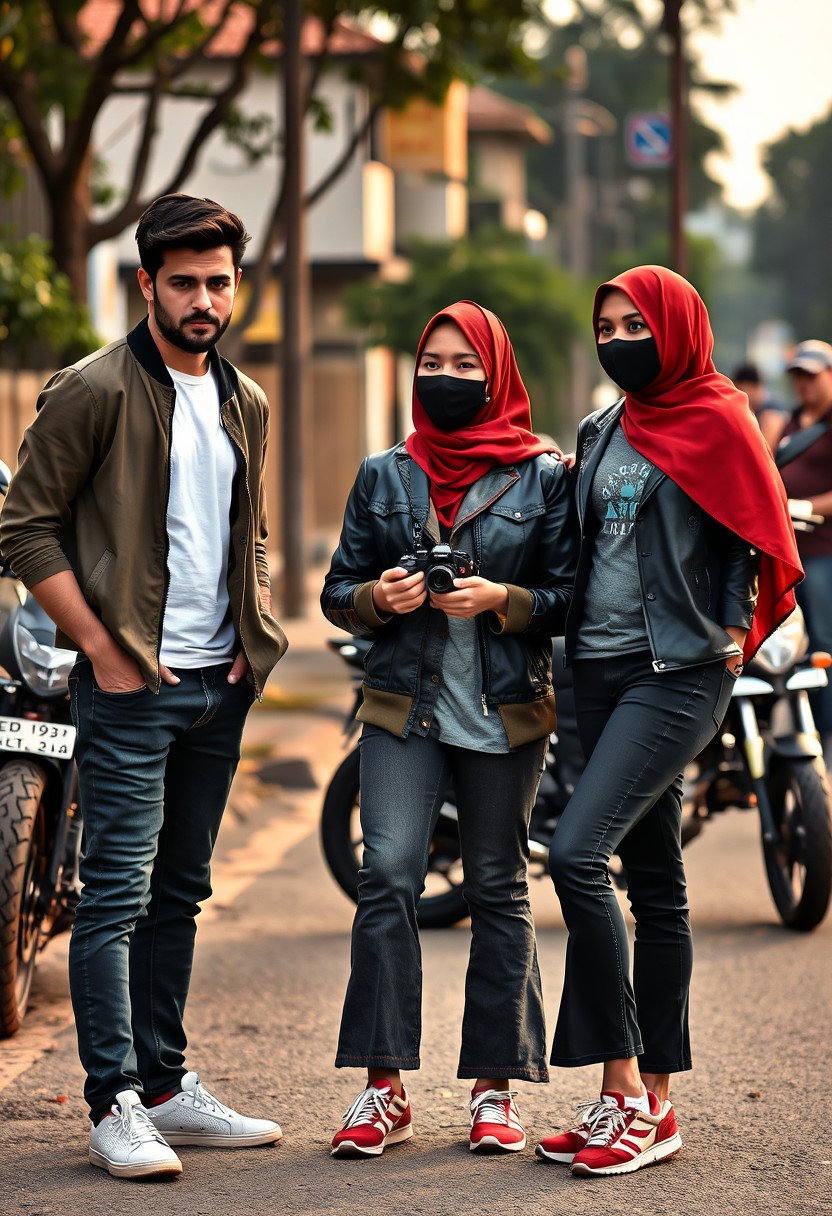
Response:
[152,294,232,354]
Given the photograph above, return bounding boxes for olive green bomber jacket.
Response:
[0,319,288,695]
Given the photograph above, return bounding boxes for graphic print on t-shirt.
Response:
[599,458,652,537]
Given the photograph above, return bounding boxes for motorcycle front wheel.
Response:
[0,760,48,1036]
[319,747,470,928]
[763,757,832,931]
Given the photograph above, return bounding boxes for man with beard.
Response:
[0,194,288,1179]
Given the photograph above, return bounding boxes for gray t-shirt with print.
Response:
[574,423,654,658]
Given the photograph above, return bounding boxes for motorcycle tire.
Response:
[0,760,48,1036]
[320,747,470,929]
[763,757,832,931]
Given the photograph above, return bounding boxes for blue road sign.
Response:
[625,112,674,169]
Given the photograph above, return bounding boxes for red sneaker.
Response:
[569,1091,682,1177]
[331,1081,413,1158]
[469,1088,526,1153]
[535,1097,620,1164]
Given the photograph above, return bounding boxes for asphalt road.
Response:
[1,622,831,1215]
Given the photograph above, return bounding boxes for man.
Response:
[730,360,790,451]
[777,340,832,762]
[0,194,288,1179]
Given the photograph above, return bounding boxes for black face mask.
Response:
[596,337,661,392]
[415,375,489,431]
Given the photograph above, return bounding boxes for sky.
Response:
[692,0,832,210]
[545,0,832,212]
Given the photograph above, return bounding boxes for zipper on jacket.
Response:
[154,390,175,693]
[472,518,491,716]
[222,408,260,699]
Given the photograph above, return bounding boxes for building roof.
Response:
[78,3,386,59]
[467,86,552,146]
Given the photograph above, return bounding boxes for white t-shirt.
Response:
[159,365,238,668]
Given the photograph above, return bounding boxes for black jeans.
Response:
[336,725,549,1082]
[68,660,254,1122]
[548,652,736,1073]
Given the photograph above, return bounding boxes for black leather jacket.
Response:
[567,401,760,670]
[322,443,578,746]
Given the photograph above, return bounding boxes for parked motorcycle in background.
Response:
[321,610,832,932]
[0,461,80,1036]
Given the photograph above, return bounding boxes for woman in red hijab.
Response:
[322,301,578,1158]
[536,267,802,1177]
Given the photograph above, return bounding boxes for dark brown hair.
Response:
[135,193,250,278]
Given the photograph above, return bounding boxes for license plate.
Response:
[0,716,76,758]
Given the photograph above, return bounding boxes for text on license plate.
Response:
[0,716,76,758]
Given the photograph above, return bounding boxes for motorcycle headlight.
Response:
[14,625,77,696]
[752,607,808,676]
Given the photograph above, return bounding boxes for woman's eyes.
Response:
[420,359,479,371]
[597,320,647,337]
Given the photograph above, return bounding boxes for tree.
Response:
[497,0,736,277]
[0,230,98,363]
[752,108,832,342]
[343,228,591,443]
[0,0,546,307]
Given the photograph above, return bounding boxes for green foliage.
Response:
[0,101,26,199]
[0,231,98,362]
[752,108,832,341]
[344,227,591,438]
[604,231,718,303]
[346,1,545,108]
[221,106,277,164]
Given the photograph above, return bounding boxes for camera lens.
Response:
[427,564,455,594]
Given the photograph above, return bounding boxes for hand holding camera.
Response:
[372,564,428,615]
[397,544,507,620]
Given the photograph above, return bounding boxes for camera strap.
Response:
[398,454,429,549]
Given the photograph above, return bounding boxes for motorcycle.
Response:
[0,462,80,1036]
[320,609,832,932]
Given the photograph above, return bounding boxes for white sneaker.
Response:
[145,1071,283,1147]
[89,1090,183,1178]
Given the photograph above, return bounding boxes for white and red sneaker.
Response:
[569,1090,682,1176]
[469,1088,526,1153]
[535,1096,620,1164]
[331,1081,413,1157]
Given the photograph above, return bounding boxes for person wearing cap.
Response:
[778,339,832,763]
[730,361,789,451]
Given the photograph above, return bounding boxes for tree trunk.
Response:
[48,160,92,306]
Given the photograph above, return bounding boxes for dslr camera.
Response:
[399,543,479,594]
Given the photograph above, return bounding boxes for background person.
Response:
[730,360,790,450]
[321,300,577,1159]
[535,266,802,1178]
[0,194,288,1180]
[776,339,832,764]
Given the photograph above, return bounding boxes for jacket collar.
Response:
[394,445,519,539]
[126,317,239,404]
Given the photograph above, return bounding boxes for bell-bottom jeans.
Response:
[336,724,550,1082]
[548,651,736,1073]
[68,659,254,1122]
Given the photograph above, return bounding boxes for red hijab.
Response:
[593,265,802,661]
[406,301,558,530]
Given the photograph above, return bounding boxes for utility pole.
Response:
[280,0,309,616]
[564,45,593,432]
[665,0,688,277]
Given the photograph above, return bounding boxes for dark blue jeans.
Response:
[68,660,254,1122]
[548,653,736,1073]
[336,725,549,1082]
